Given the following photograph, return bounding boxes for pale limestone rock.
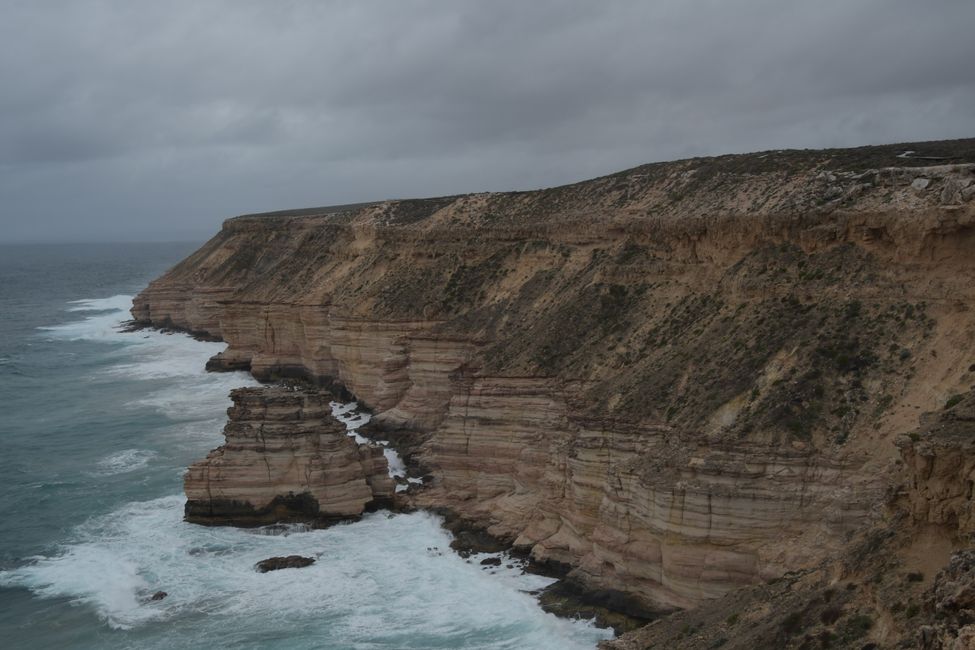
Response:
[943,177,967,204]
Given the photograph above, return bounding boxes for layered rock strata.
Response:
[604,393,975,648]
[136,139,975,615]
[184,386,394,526]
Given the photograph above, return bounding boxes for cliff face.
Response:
[605,388,975,649]
[898,390,975,538]
[184,386,394,526]
[134,139,975,614]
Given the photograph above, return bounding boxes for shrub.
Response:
[840,614,873,640]
[821,607,843,624]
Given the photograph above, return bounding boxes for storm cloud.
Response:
[1,0,973,242]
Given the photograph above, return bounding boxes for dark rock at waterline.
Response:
[205,351,252,372]
[538,580,655,635]
[256,555,316,573]
[480,557,503,566]
[150,591,168,601]
[118,318,223,342]
[448,528,510,558]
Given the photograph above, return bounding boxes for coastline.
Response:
[125,139,975,648]
[138,315,638,635]
[2,285,613,649]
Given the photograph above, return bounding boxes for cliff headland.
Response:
[133,138,975,648]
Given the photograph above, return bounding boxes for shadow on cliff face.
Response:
[185,492,327,527]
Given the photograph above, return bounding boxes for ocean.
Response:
[0,243,612,650]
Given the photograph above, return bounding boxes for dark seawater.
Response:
[0,243,612,650]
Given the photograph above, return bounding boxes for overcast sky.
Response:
[1,0,973,242]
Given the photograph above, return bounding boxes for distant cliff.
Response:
[134,139,975,646]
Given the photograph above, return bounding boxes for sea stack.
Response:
[184,385,394,526]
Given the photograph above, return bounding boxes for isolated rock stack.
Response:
[184,385,394,526]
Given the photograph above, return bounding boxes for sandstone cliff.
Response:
[605,388,975,649]
[134,138,975,621]
[184,385,394,526]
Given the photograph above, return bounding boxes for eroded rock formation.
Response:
[184,386,394,525]
[899,390,975,538]
[135,139,975,619]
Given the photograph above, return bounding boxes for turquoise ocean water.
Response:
[0,243,612,650]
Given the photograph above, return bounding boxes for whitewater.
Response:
[0,244,612,649]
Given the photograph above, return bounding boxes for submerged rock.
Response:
[150,591,167,601]
[255,555,316,573]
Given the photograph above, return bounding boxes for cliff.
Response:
[184,385,394,526]
[605,388,975,649]
[133,138,975,626]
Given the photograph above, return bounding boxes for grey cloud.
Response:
[0,0,972,242]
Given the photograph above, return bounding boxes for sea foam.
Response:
[92,449,158,476]
[0,499,611,647]
[1,295,614,648]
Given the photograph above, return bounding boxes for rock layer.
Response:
[898,390,975,538]
[136,139,975,614]
[184,386,394,526]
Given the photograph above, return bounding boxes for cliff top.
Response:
[222,137,975,230]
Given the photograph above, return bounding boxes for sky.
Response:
[1,1,974,243]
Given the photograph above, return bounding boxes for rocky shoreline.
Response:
[127,315,634,627]
[435,506,655,633]
[172,357,647,632]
